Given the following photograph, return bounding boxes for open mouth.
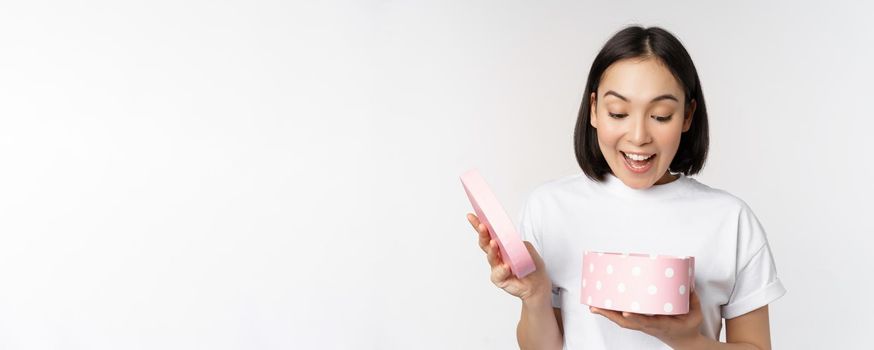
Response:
[621,151,656,171]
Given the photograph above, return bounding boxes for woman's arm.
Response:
[467,214,563,350]
[673,305,772,350]
[516,295,563,350]
[554,307,564,335]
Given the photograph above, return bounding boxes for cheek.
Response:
[653,129,684,157]
[663,128,684,147]
[595,128,623,151]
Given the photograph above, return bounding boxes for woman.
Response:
[467,25,786,349]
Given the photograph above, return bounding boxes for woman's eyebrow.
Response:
[604,90,679,103]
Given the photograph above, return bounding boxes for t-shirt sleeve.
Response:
[721,201,787,319]
[517,191,562,309]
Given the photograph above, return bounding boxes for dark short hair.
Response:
[573,25,709,182]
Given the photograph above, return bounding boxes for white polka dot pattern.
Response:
[580,251,695,315]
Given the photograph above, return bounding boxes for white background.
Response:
[1,0,872,349]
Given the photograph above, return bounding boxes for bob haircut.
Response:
[574,26,709,182]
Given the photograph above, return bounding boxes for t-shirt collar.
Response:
[599,171,691,200]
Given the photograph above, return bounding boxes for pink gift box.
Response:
[581,251,695,315]
[460,169,536,278]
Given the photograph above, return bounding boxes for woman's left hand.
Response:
[590,288,704,348]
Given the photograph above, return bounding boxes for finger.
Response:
[467,214,488,240]
[590,307,640,330]
[620,311,646,329]
[467,213,480,230]
[477,223,490,252]
[467,213,488,231]
[688,288,701,312]
[485,240,502,268]
[491,262,512,286]
[620,311,664,329]
[466,213,490,252]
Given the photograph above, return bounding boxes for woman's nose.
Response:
[628,115,652,145]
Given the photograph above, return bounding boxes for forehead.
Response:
[599,58,684,102]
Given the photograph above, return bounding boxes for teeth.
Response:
[623,152,654,161]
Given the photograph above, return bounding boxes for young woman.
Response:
[467,26,786,349]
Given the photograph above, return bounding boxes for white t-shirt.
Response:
[517,171,786,349]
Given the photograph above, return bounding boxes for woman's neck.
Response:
[654,171,679,186]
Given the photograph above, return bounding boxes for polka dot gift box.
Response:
[581,251,695,315]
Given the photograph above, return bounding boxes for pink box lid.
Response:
[460,169,536,278]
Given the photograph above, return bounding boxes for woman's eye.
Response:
[608,113,671,122]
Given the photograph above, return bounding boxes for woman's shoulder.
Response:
[683,176,756,213]
[525,172,589,198]
[520,172,600,210]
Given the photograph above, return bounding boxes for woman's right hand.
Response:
[467,213,552,304]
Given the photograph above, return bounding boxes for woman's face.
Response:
[590,57,696,189]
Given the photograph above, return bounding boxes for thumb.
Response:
[522,241,545,269]
[689,286,701,310]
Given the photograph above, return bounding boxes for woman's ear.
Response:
[682,99,697,132]
[589,91,598,128]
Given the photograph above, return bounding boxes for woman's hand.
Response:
[467,213,551,303]
[589,287,705,348]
